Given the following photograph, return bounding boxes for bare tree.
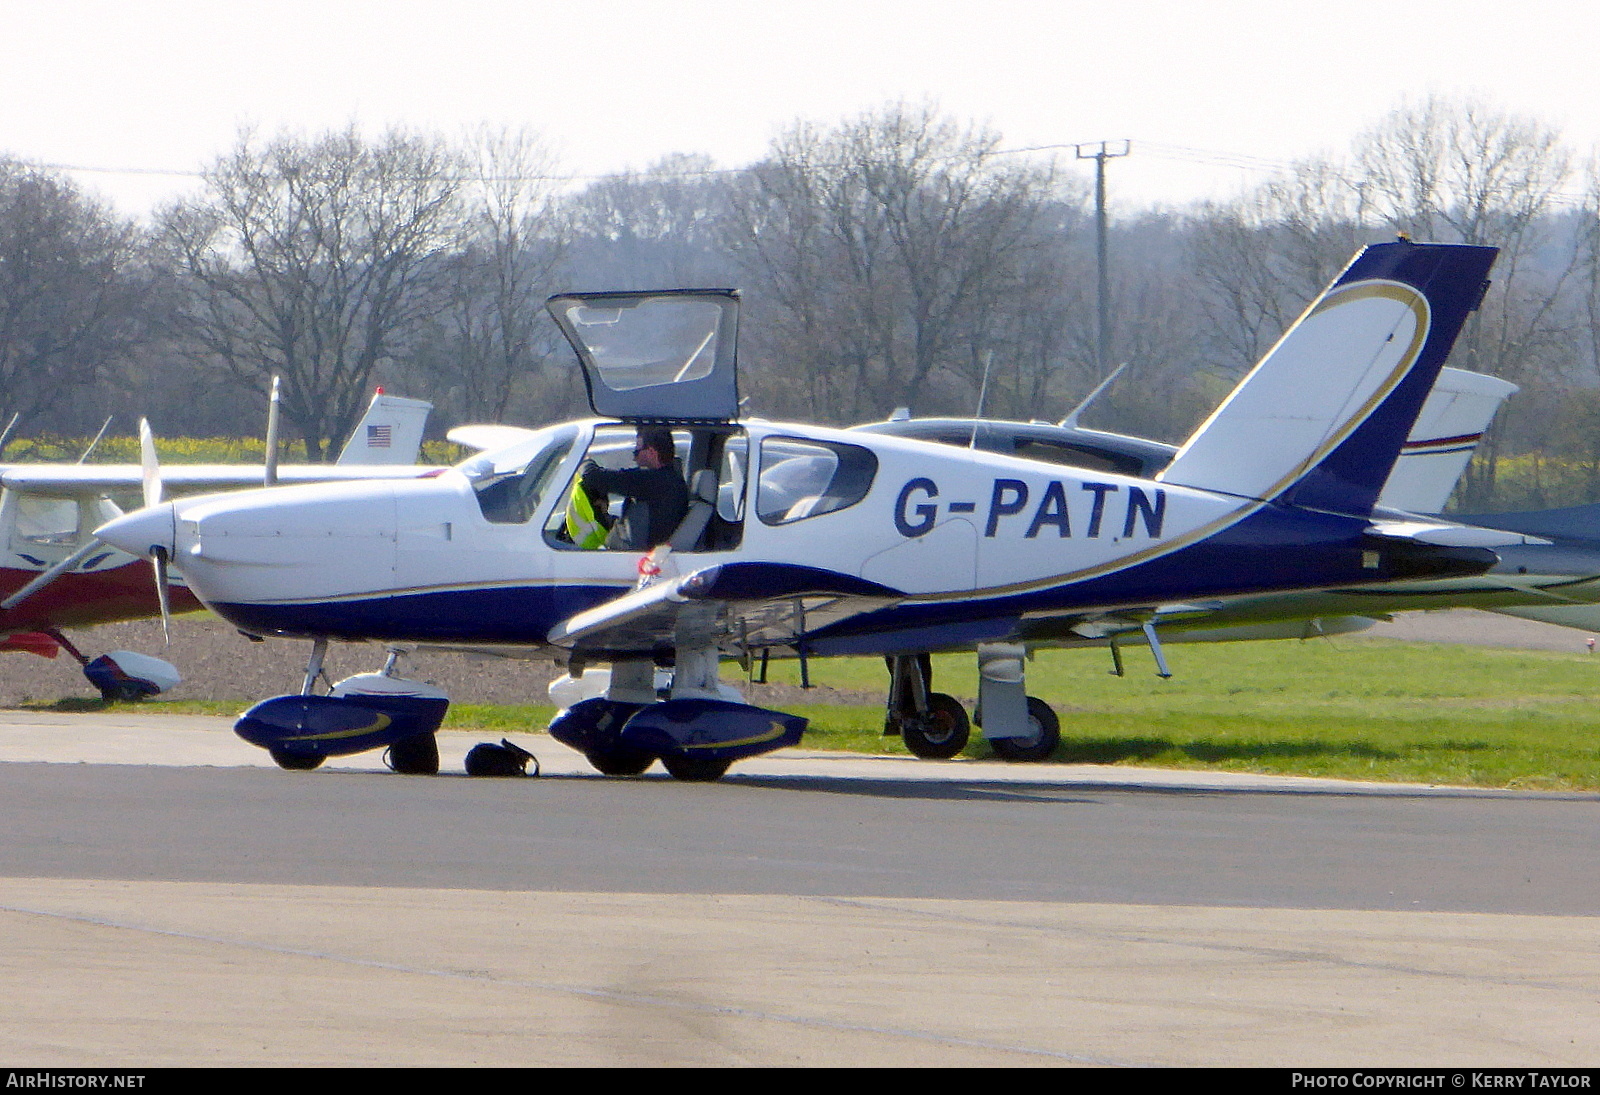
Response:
[1355,96,1578,505]
[1188,157,1372,370]
[729,104,1058,422]
[410,126,569,423]
[0,158,146,436]
[157,127,463,459]
[1356,95,1571,248]
[565,153,739,289]
[726,123,889,420]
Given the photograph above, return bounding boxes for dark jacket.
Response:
[580,461,689,550]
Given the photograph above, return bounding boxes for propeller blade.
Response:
[151,546,172,646]
[138,418,164,509]
[1,538,106,611]
[264,375,281,487]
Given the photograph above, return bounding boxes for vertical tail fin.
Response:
[1378,367,1517,513]
[335,391,433,466]
[1158,240,1497,515]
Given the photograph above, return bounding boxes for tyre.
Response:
[385,732,440,775]
[902,691,970,759]
[990,696,1061,762]
[269,748,324,771]
[586,746,655,776]
[661,754,731,782]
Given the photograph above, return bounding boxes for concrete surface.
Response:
[0,710,1594,1067]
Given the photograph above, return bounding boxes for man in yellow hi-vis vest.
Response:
[572,428,689,550]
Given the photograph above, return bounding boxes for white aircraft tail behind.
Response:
[1380,367,1516,513]
[335,392,432,466]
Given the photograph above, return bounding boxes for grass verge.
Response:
[43,636,1600,791]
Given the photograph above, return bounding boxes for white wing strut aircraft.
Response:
[98,240,1515,779]
[0,389,433,700]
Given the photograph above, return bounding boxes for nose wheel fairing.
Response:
[235,691,450,764]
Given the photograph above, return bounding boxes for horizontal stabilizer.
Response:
[447,424,541,453]
[1379,368,1517,513]
[1365,519,1549,548]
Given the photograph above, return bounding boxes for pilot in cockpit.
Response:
[576,427,689,551]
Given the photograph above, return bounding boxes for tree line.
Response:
[3,96,1598,509]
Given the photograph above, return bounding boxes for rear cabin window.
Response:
[756,438,877,525]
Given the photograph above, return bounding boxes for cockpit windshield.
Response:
[461,424,581,525]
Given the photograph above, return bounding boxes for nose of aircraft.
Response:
[96,502,176,559]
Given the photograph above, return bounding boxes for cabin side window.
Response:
[13,495,80,547]
[755,437,877,525]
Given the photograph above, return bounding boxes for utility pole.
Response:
[1074,141,1131,376]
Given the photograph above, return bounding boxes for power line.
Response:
[31,144,1597,209]
[34,137,1287,185]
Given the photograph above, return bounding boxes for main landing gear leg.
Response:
[975,643,1060,763]
[270,638,333,770]
[885,653,969,759]
[301,638,328,696]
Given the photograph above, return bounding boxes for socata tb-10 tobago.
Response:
[98,239,1521,780]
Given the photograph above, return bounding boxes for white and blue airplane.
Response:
[96,239,1517,779]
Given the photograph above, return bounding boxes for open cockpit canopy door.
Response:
[547,289,741,422]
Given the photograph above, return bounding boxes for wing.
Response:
[548,562,904,659]
[0,464,434,497]
[446,424,541,453]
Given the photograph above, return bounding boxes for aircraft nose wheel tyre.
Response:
[268,748,324,771]
[99,683,152,704]
[384,732,440,775]
[585,746,656,776]
[901,691,971,760]
[661,755,732,782]
[989,697,1061,762]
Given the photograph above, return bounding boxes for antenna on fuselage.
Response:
[0,412,20,460]
[1059,363,1128,429]
[969,350,995,450]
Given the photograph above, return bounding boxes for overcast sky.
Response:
[3,0,1598,219]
